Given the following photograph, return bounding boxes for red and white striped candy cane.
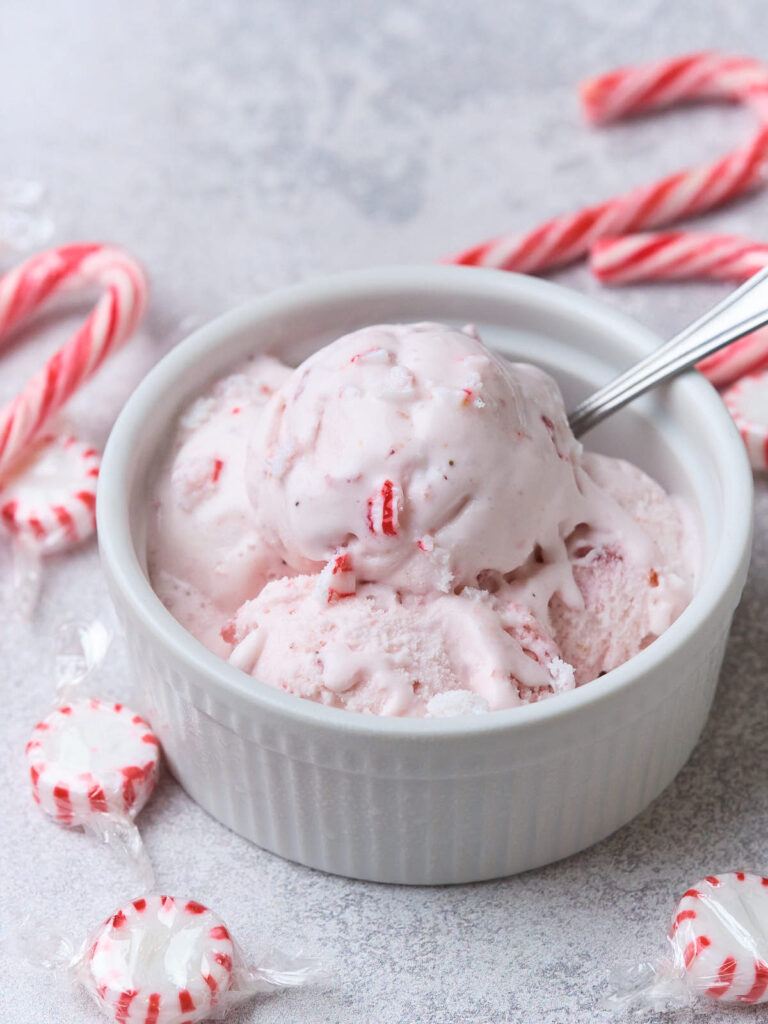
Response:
[723,368,768,469]
[591,231,768,385]
[445,52,768,274]
[591,231,768,284]
[0,243,148,480]
[580,51,768,126]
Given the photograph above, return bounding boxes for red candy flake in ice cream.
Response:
[328,552,355,600]
[460,384,486,409]
[367,479,400,536]
[172,454,227,511]
[541,415,568,461]
[316,551,356,604]
[220,619,238,644]
[350,347,391,366]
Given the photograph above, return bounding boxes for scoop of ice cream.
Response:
[147,356,292,655]
[147,322,697,718]
[247,322,590,592]
[549,452,694,682]
[227,574,574,716]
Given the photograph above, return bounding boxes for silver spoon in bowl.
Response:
[568,265,768,437]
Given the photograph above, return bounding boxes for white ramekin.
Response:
[98,266,753,885]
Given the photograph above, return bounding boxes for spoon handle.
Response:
[567,264,768,437]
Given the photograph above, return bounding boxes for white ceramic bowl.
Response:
[98,266,753,885]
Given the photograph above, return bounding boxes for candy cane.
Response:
[445,52,768,274]
[0,243,149,480]
[591,230,768,385]
[591,230,768,284]
[723,369,768,470]
[580,52,768,126]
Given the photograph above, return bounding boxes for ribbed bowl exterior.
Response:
[98,267,753,885]
[111,579,735,884]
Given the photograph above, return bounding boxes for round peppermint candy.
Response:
[83,895,235,1024]
[0,434,100,552]
[26,699,160,826]
[723,369,768,471]
[670,872,768,1003]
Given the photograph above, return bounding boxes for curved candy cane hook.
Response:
[0,243,149,481]
[445,52,768,275]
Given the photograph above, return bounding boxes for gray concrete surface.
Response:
[1,2,767,1021]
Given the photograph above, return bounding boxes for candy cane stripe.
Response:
[445,52,768,275]
[591,230,768,387]
[592,231,768,284]
[0,244,148,481]
[582,52,768,123]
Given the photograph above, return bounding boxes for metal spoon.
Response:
[568,265,768,437]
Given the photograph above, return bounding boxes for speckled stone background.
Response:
[1,2,768,1021]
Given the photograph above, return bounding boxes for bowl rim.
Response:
[98,264,754,739]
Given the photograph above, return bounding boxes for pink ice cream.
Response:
[148,322,695,716]
[227,577,574,716]
[149,356,291,655]
[548,452,693,683]
[248,322,591,593]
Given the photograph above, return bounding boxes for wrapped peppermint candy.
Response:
[70,894,323,1023]
[605,871,768,1012]
[2,434,101,616]
[0,243,149,616]
[25,619,160,884]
